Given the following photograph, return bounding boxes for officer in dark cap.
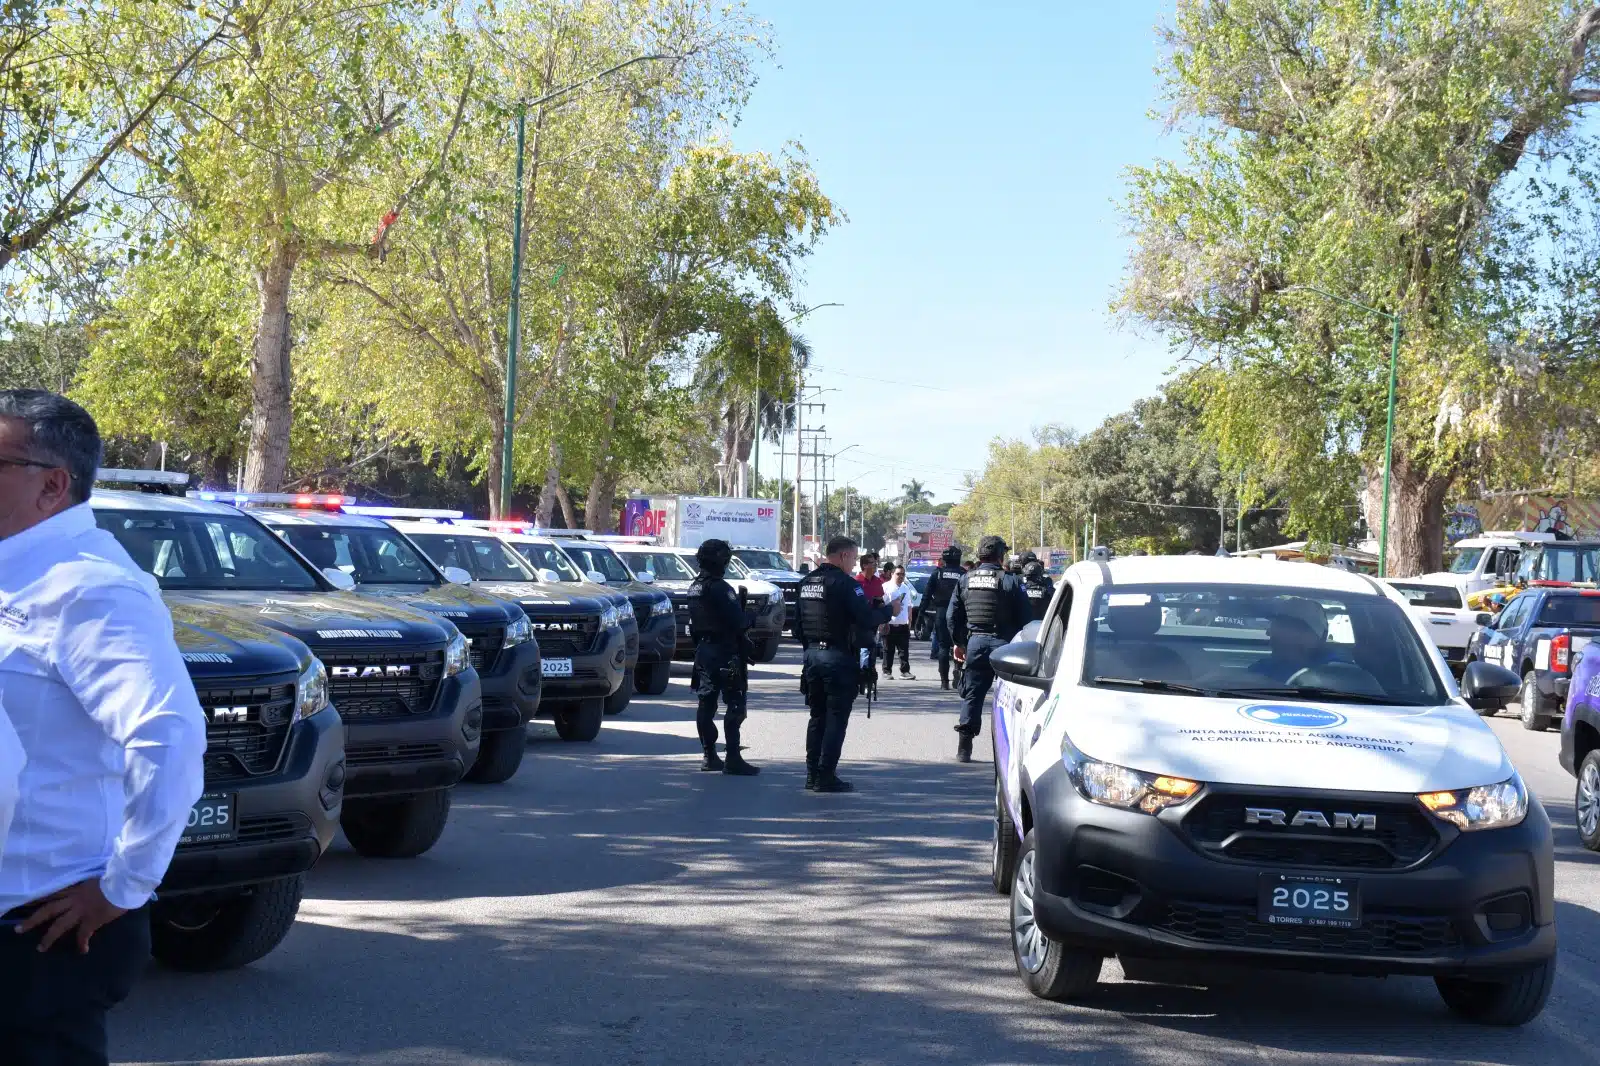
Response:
[686,538,759,775]
[794,534,893,792]
[948,534,1032,762]
[1021,559,1054,622]
[921,544,966,690]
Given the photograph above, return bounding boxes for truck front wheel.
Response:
[755,634,780,663]
[553,698,605,741]
[151,875,304,972]
[635,661,671,695]
[341,789,452,858]
[464,728,526,784]
[604,668,634,715]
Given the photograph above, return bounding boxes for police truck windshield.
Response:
[509,540,583,581]
[406,532,534,582]
[276,525,438,586]
[95,510,320,592]
[560,544,635,584]
[1083,583,1448,706]
[617,550,695,581]
[733,549,789,571]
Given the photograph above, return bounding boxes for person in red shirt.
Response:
[856,553,886,678]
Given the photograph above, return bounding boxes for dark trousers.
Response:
[803,647,857,775]
[959,633,1007,737]
[930,611,953,682]
[0,904,150,1066]
[694,641,746,750]
[885,625,911,673]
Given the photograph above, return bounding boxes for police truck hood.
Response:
[167,600,311,679]
[353,582,521,626]
[471,580,612,614]
[164,589,456,647]
[1058,689,1514,794]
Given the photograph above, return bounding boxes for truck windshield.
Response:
[275,524,437,586]
[1084,583,1448,706]
[734,549,789,570]
[406,532,534,582]
[510,541,582,581]
[1536,595,1600,627]
[95,509,320,592]
[1517,545,1600,584]
[617,550,694,581]
[1388,582,1462,609]
[1447,547,1485,574]
[559,543,634,584]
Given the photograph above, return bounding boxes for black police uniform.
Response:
[1023,570,1054,622]
[687,569,758,774]
[921,556,964,689]
[795,562,892,791]
[948,560,1032,758]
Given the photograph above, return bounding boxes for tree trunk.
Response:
[242,242,300,491]
[486,406,506,519]
[1363,451,1451,577]
[586,467,620,534]
[554,483,578,529]
[536,439,562,526]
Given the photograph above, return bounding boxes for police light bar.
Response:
[450,518,532,532]
[342,505,465,520]
[96,467,191,491]
[590,534,657,544]
[188,490,349,510]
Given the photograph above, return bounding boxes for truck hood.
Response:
[167,600,309,679]
[1061,689,1514,795]
[164,589,455,648]
[472,580,610,614]
[354,582,520,625]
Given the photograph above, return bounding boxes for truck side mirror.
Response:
[1475,612,1494,627]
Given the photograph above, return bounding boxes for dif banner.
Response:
[622,497,677,539]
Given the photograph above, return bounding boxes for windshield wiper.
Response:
[1091,676,1218,697]
[1213,685,1413,707]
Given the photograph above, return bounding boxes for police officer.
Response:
[686,539,759,775]
[948,535,1032,763]
[1021,559,1054,622]
[921,545,965,690]
[794,534,893,792]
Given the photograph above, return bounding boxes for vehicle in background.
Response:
[1561,641,1600,850]
[160,598,344,970]
[553,538,676,697]
[1470,585,1600,731]
[1513,540,1600,588]
[678,548,787,662]
[396,522,625,741]
[606,544,697,659]
[93,484,479,861]
[250,505,541,783]
[1386,578,1489,677]
[1422,532,1549,599]
[730,546,804,633]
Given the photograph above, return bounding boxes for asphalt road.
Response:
[119,644,1600,1066]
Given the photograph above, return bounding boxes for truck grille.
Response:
[322,648,445,720]
[1158,900,1460,956]
[194,680,296,781]
[459,625,505,673]
[1181,793,1439,870]
[346,742,452,766]
[526,614,600,658]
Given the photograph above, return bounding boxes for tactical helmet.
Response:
[695,538,733,575]
[1022,560,1045,581]
[977,535,1008,561]
[1018,549,1039,567]
[940,544,962,567]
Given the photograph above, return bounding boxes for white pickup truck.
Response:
[1421,532,1555,599]
[1385,579,1491,675]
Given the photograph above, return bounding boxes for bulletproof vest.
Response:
[962,564,1005,632]
[925,568,962,609]
[686,574,731,641]
[797,567,850,646]
[1025,579,1050,621]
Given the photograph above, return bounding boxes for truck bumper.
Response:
[540,626,628,703]
[341,671,482,798]
[478,639,542,732]
[636,612,677,664]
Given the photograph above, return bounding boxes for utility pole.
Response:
[498,108,526,519]
[792,379,804,569]
[1236,472,1244,553]
[1039,479,1046,549]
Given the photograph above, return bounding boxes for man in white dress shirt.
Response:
[0,389,207,1065]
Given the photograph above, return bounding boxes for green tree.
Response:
[1118,0,1600,575]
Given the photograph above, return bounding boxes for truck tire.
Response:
[464,728,526,784]
[553,698,604,741]
[755,634,780,663]
[992,772,1019,896]
[604,669,634,715]
[1011,830,1102,1001]
[1520,671,1550,731]
[151,875,304,972]
[341,789,452,858]
[1577,749,1600,852]
[635,660,671,695]
[1435,958,1555,1025]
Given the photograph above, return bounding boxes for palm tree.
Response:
[693,297,811,494]
[901,479,933,508]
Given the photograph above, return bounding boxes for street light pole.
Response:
[498,108,526,519]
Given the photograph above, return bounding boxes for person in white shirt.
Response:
[881,566,916,680]
[0,389,206,1066]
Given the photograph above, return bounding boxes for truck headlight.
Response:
[1061,733,1199,814]
[296,658,330,721]
[651,596,673,617]
[503,614,532,647]
[601,605,621,629]
[444,631,470,676]
[1418,774,1528,831]
[768,589,784,606]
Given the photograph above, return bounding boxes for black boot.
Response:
[813,772,854,793]
[724,751,760,775]
[956,734,973,763]
[700,746,724,772]
[805,767,819,791]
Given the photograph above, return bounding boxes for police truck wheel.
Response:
[635,661,671,695]
[1577,750,1600,851]
[1435,958,1555,1026]
[553,698,605,741]
[992,772,1019,895]
[1520,672,1549,731]
[605,669,634,715]
[1011,830,1102,1001]
[341,789,452,858]
[151,876,304,972]
[464,728,526,784]
[755,635,780,663]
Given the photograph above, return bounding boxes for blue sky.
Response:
[729,0,1179,504]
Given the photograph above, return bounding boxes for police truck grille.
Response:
[1157,900,1460,956]
[1181,793,1439,870]
[458,625,505,673]
[194,680,296,781]
[526,614,600,658]
[322,648,445,720]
